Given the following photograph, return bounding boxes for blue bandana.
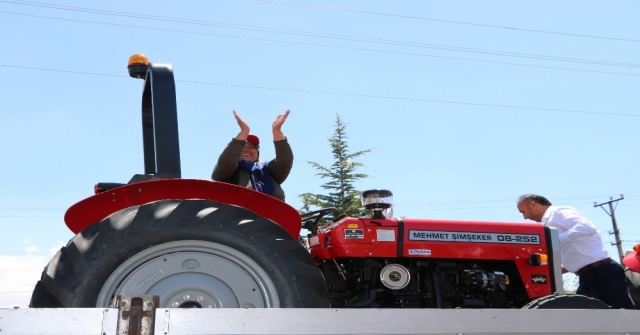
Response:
[237,160,275,196]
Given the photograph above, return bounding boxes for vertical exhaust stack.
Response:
[127,54,181,181]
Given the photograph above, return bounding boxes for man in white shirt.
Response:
[516,193,635,309]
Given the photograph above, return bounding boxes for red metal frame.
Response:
[623,248,640,273]
[64,179,302,239]
[310,217,552,299]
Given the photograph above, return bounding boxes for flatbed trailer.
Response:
[1,307,638,335]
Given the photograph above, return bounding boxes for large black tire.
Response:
[30,199,330,308]
[522,294,611,309]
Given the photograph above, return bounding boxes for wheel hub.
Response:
[96,241,280,308]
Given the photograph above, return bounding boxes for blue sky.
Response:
[1,0,639,308]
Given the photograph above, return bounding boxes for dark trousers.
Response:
[577,261,636,309]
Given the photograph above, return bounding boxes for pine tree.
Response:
[299,114,372,220]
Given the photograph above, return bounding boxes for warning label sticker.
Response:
[408,230,540,245]
[345,229,364,239]
[376,229,395,242]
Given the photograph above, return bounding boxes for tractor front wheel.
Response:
[521,294,610,309]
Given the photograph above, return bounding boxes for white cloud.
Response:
[22,239,42,256]
[49,241,66,255]
[0,243,65,308]
[0,255,47,308]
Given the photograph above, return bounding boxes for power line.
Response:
[10,0,638,44]
[0,208,64,210]
[0,209,63,213]
[398,197,613,207]
[1,12,638,78]
[2,63,639,117]
[177,79,640,117]
[253,0,640,43]
[0,252,54,255]
[395,201,624,211]
[0,64,125,78]
[409,195,618,205]
[2,1,638,68]
[0,284,37,287]
[378,195,623,209]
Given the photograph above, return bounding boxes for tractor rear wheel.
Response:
[30,199,330,308]
[521,294,610,309]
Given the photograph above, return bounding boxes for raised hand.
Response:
[272,109,290,141]
[233,110,250,140]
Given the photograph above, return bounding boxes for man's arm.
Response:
[267,138,293,184]
[212,138,244,181]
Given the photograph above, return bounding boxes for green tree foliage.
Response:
[299,114,372,221]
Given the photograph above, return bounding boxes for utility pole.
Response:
[594,195,624,263]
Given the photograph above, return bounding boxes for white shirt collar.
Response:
[540,205,555,224]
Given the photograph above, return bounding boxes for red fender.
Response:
[64,179,302,239]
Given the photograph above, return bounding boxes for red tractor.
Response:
[30,55,608,310]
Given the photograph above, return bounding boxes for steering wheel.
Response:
[301,207,337,235]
